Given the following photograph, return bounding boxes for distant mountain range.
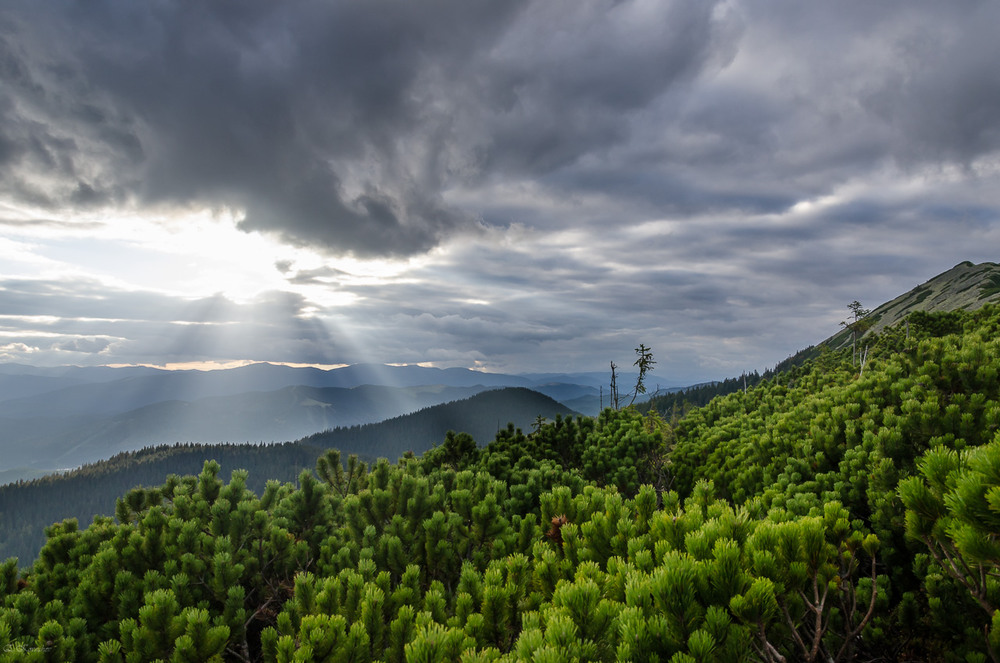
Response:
[0,387,577,563]
[0,360,673,481]
[5,262,994,484]
[0,384,493,472]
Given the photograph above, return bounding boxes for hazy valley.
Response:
[0,362,679,483]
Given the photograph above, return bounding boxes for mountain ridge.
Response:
[643,261,1000,418]
[0,386,578,563]
[826,260,1000,349]
[0,361,670,477]
[0,384,493,473]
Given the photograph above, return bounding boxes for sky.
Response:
[1,0,999,385]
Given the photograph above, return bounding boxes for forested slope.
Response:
[0,443,320,566]
[3,307,1000,661]
[639,350,814,422]
[669,306,1000,658]
[644,261,1000,421]
[0,388,574,565]
[301,387,578,458]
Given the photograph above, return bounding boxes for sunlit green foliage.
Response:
[670,304,1000,660]
[900,435,1000,659]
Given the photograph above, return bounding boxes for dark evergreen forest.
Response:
[3,306,1000,661]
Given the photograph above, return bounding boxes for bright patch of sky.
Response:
[4,207,295,301]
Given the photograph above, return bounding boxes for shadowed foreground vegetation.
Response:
[3,306,1000,661]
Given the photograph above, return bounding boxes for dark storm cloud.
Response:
[4,0,999,243]
[0,0,737,256]
[310,234,760,379]
[847,2,1000,166]
[0,0,525,255]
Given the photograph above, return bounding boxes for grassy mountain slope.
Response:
[643,261,1000,419]
[871,260,1000,323]
[825,260,1000,349]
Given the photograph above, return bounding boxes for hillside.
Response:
[5,304,1000,660]
[301,387,578,459]
[643,261,1000,419]
[825,260,1000,349]
[872,260,1000,322]
[0,387,575,564]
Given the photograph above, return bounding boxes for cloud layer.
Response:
[0,0,741,255]
[2,0,1000,381]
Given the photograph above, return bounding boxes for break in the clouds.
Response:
[1,0,999,382]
